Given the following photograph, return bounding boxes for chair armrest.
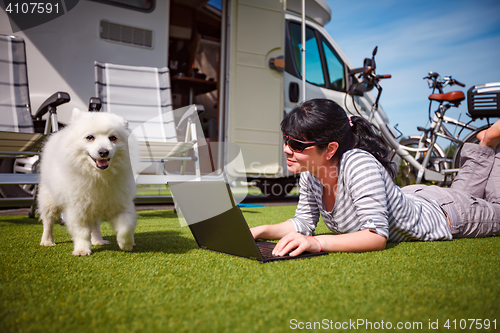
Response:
[88,97,102,112]
[0,173,39,185]
[34,92,71,119]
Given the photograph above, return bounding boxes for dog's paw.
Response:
[40,240,56,247]
[118,241,133,252]
[117,232,134,252]
[92,239,111,246]
[72,249,92,256]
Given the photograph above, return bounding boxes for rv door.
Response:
[225,0,285,178]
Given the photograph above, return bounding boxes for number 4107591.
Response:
[444,319,496,330]
[5,2,59,14]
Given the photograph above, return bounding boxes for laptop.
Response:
[168,181,328,263]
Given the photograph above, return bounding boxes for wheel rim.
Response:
[391,138,449,186]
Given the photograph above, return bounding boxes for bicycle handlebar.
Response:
[448,77,465,87]
[357,68,392,83]
[424,71,440,80]
[424,72,466,92]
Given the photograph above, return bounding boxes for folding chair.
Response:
[0,35,33,134]
[0,34,69,215]
[94,62,203,181]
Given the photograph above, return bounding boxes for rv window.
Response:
[321,38,345,91]
[288,22,325,87]
[91,0,154,12]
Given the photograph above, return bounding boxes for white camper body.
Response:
[0,0,389,193]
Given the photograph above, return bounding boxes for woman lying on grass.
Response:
[250,99,500,256]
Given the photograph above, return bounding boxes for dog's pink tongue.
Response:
[97,159,109,167]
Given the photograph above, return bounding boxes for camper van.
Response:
[0,0,388,198]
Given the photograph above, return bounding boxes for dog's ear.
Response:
[70,108,85,123]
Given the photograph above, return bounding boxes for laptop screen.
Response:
[169,181,265,260]
[169,181,235,225]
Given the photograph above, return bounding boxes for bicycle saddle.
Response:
[428,90,465,105]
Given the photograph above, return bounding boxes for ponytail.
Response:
[349,116,396,178]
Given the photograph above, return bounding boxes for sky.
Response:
[322,0,500,139]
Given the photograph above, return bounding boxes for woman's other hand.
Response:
[250,220,296,240]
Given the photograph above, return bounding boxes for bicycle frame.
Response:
[436,114,477,143]
[370,100,446,183]
[365,79,452,183]
[409,98,482,182]
[427,102,477,141]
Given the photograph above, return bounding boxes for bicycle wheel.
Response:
[452,124,491,168]
[390,137,448,186]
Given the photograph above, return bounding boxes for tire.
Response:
[255,177,297,198]
[452,124,491,169]
[0,157,38,198]
[390,138,449,186]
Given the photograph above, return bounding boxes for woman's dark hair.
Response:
[281,98,395,177]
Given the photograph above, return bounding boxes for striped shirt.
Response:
[290,149,452,242]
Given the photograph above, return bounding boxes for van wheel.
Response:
[0,158,38,198]
[255,178,297,198]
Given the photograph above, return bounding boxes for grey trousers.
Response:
[402,143,500,238]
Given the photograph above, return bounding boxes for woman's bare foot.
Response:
[478,119,500,148]
[477,130,486,142]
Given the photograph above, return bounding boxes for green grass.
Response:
[1,206,499,332]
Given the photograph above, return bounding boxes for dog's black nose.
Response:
[98,148,109,158]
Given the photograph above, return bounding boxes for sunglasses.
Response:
[283,134,331,152]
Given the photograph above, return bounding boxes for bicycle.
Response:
[345,47,500,186]
[395,72,470,185]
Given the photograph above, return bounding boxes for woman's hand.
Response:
[273,229,387,256]
[272,232,321,257]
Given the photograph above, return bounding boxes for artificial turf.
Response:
[0,205,499,332]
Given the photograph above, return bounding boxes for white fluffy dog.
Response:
[38,108,137,256]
